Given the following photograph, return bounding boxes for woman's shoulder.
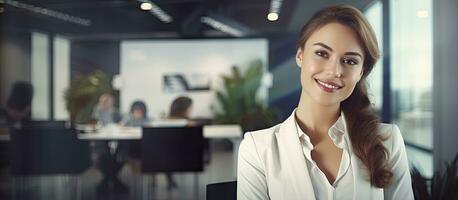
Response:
[246,123,281,140]
[377,123,406,155]
[240,124,281,153]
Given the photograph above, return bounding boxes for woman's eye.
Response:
[342,58,358,65]
[315,51,328,58]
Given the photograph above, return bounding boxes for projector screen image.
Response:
[120,39,268,119]
[163,73,211,93]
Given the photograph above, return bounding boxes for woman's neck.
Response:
[296,91,341,137]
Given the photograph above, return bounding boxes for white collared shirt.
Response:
[237,109,414,200]
[295,113,353,200]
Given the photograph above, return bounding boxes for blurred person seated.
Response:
[92,93,120,126]
[169,96,193,120]
[133,96,194,190]
[0,82,34,129]
[168,96,212,170]
[96,100,150,194]
[163,96,195,190]
[91,93,120,170]
[0,82,33,172]
[120,101,151,127]
[119,101,151,173]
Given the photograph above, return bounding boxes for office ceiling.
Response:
[0,0,376,39]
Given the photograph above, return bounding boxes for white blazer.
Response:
[237,110,414,200]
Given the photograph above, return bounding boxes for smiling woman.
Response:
[237,4,414,200]
[296,23,365,105]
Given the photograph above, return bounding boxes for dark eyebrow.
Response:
[313,42,363,58]
[313,42,333,52]
[344,52,363,58]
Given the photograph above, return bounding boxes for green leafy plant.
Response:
[411,152,458,200]
[64,70,113,124]
[212,59,278,132]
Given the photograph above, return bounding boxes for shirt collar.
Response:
[294,109,348,150]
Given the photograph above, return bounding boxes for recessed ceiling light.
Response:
[138,0,173,23]
[267,13,278,21]
[140,2,153,10]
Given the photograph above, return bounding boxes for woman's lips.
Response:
[315,79,342,93]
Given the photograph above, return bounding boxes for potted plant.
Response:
[411,152,458,200]
[64,70,113,124]
[212,59,279,133]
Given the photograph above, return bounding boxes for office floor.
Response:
[0,141,236,200]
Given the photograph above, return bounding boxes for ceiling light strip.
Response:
[269,0,283,14]
[0,0,91,26]
[200,16,244,37]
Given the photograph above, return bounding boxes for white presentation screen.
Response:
[120,39,268,119]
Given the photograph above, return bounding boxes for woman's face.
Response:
[132,108,145,120]
[296,22,364,106]
[98,95,113,111]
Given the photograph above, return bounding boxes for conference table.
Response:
[0,124,244,172]
[0,124,243,195]
[77,124,243,175]
[77,123,242,195]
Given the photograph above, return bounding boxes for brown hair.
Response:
[169,96,193,119]
[296,5,393,187]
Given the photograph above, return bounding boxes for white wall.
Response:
[120,39,268,119]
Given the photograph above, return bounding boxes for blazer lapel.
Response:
[275,112,316,200]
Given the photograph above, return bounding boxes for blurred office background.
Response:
[0,0,457,199]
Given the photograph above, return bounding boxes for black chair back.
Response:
[141,126,204,173]
[10,127,90,175]
[206,181,237,200]
[24,120,67,129]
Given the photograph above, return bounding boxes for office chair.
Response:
[10,127,90,200]
[206,181,237,200]
[23,120,67,129]
[139,126,204,199]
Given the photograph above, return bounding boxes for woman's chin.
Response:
[312,97,341,107]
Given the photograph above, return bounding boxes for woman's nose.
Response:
[325,57,343,77]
